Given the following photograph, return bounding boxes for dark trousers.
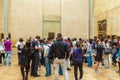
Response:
[112,54,117,64]
[59,65,63,75]
[31,52,39,76]
[18,52,21,65]
[0,53,5,64]
[74,60,83,80]
[21,66,29,80]
[118,62,120,71]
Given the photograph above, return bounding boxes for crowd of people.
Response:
[0,33,120,80]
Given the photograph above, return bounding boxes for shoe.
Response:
[67,68,71,71]
[34,75,40,77]
[45,74,50,77]
[116,71,120,73]
[31,74,34,76]
[102,63,104,66]
[0,64,2,66]
[4,64,7,66]
[9,64,12,66]
[25,76,28,80]
[105,67,109,69]
[95,70,100,74]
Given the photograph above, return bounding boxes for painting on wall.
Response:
[98,19,107,31]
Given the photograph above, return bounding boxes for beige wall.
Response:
[0,0,4,34]
[94,0,120,38]
[42,0,61,38]
[6,0,89,44]
[61,0,89,39]
[10,0,42,43]
[43,0,61,20]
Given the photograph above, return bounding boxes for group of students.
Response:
[1,33,120,80]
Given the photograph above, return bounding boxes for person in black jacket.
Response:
[49,33,70,80]
[19,41,31,80]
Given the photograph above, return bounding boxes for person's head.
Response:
[44,39,49,44]
[105,39,108,43]
[79,38,82,41]
[43,38,50,44]
[96,39,101,45]
[56,33,63,40]
[19,38,24,42]
[89,39,93,44]
[76,41,83,52]
[68,37,71,41]
[6,37,9,40]
[74,38,77,41]
[28,37,33,42]
[25,40,31,48]
[36,36,40,41]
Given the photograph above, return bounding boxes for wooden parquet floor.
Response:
[0,53,120,80]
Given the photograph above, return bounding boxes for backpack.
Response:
[65,43,71,54]
[104,43,112,54]
[30,42,35,54]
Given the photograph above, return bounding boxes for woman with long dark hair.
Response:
[73,41,84,80]
[19,41,31,80]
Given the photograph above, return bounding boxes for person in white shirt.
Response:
[15,38,25,65]
[104,40,112,68]
[43,38,51,77]
[0,39,5,65]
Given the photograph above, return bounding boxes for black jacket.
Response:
[20,47,30,67]
[49,40,70,60]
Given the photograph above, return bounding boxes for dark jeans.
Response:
[74,60,83,80]
[31,52,39,76]
[112,54,117,64]
[0,53,5,64]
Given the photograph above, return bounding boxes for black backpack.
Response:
[30,42,35,54]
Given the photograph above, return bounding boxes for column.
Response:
[89,0,94,39]
[4,0,8,39]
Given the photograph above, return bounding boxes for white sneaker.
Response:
[95,70,100,74]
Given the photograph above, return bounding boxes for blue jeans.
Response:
[87,51,92,67]
[59,65,63,75]
[4,51,12,65]
[45,57,51,76]
[104,54,110,68]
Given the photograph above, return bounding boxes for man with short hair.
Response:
[49,33,70,80]
[31,36,43,77]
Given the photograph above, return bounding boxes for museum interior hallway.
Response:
[0,50,120,80]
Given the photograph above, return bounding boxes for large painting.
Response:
[98,19,107,31]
